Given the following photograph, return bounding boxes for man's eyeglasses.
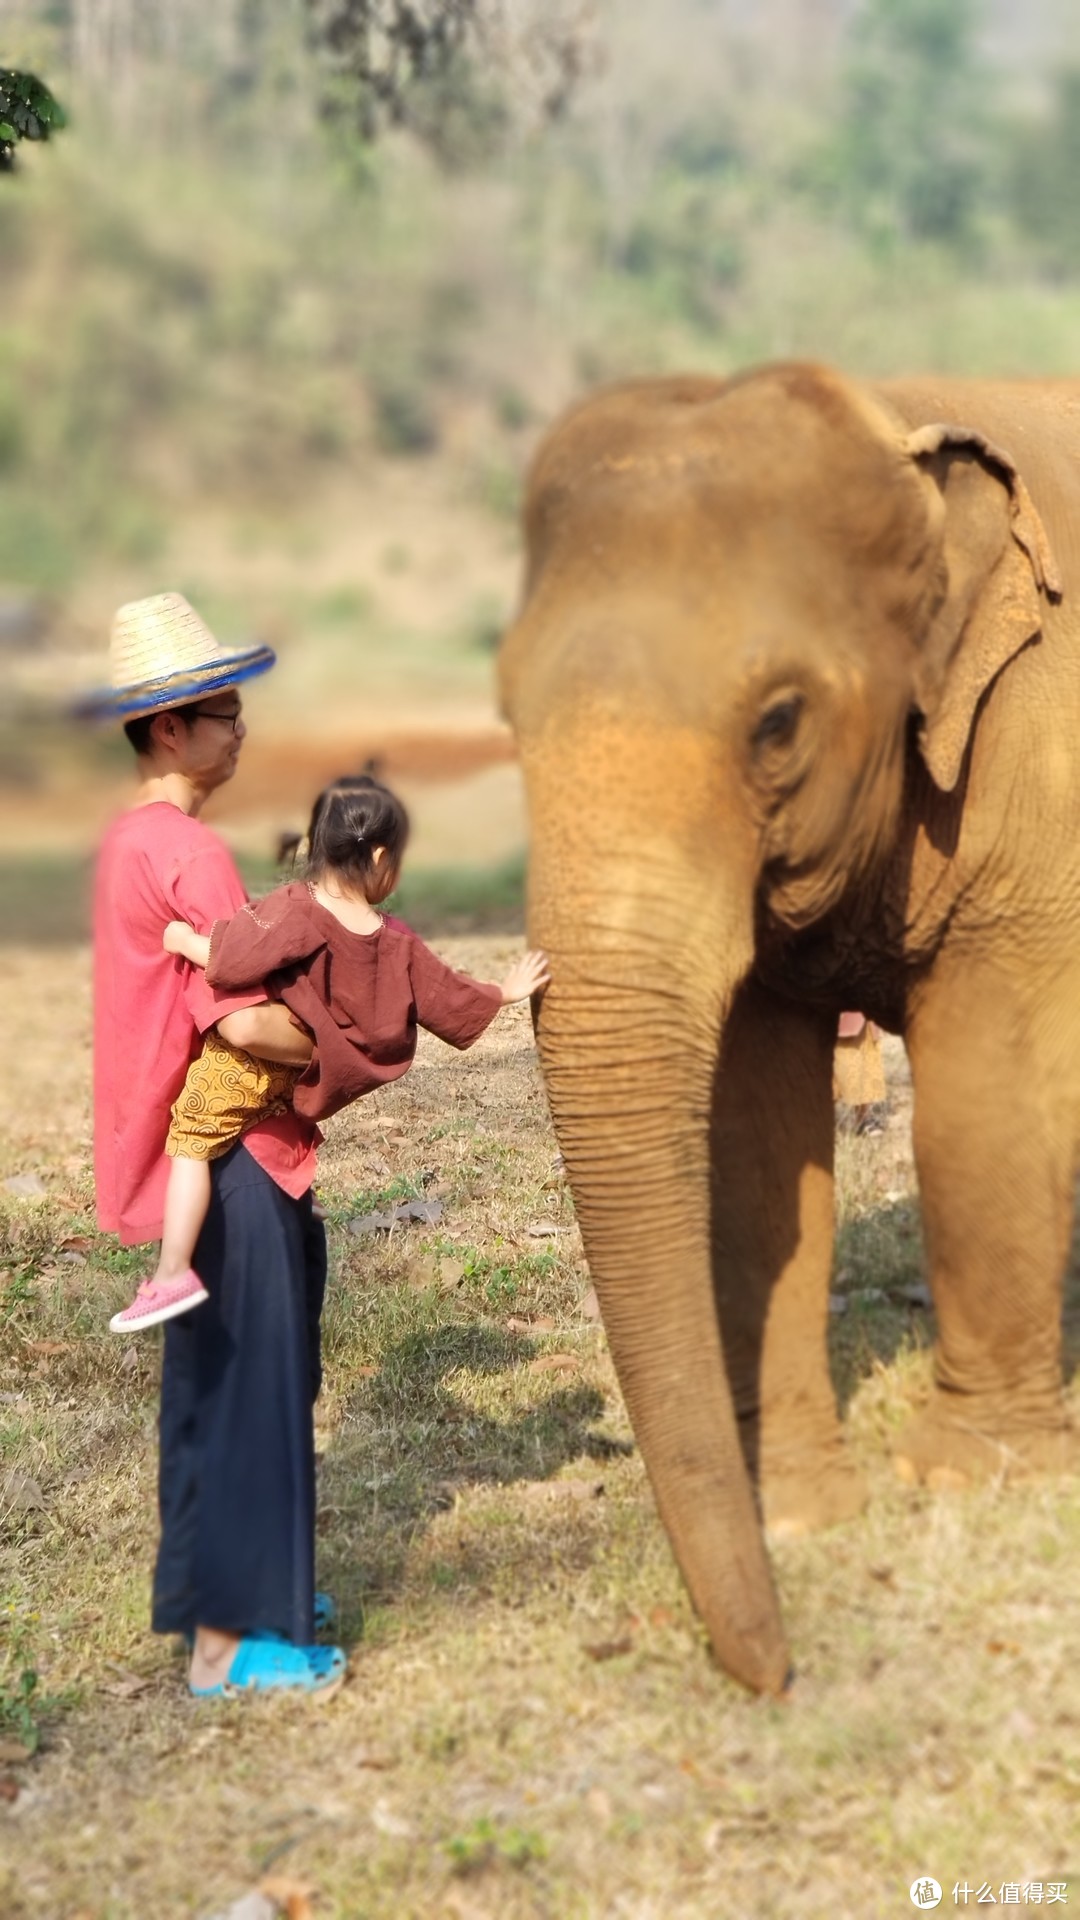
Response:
[190,707,242,733]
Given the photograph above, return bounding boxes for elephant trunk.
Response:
[533,869,790,1696]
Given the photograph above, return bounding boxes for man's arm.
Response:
[216,1004,314,1066]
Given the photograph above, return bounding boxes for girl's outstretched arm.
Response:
[499,949,550,1005]
[164,920,211,969]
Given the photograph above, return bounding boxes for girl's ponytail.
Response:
[303,775,410,904]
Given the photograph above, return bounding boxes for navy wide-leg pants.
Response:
[151,1144,326,1645]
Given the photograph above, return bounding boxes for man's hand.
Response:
[216,1004,314,1065]
[499,949,550,1006]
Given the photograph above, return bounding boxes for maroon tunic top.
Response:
[204,882,502,1123]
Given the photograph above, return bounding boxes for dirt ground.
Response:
[1,943,1079,1919]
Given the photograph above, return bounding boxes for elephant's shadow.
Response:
[315,1320,626,1636]
[825,1192,1080,1418]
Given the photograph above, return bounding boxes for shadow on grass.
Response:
[828,1195,931,1417]
[317,1318,619,1628]
[827,1189,1080,1418]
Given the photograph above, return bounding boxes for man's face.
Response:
[171,691,247,793]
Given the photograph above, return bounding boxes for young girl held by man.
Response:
[111,774,549,1332]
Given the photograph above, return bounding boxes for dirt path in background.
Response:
[0,724,523,856]
[211,726,518,816]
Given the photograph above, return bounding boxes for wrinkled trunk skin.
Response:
[528,807,790,1695]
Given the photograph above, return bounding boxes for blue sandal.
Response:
[184,1591,337,1652]
[190,1636,346,1699]
[313,1590,338,1634]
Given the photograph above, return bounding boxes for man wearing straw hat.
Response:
[83,593,345,1698]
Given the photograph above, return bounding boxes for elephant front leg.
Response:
[710,980,866,1536]
[899,962,1079,1488]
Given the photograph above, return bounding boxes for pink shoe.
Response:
[109,1269,209,1334]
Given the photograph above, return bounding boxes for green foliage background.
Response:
[0,67,65,164]
[2,0,1080,595]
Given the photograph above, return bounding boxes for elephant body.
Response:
[499,363,1080,1694]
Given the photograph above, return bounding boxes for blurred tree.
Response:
[1006,68,1080,275]
[0,68,66,173]
[822,0,993,247]
[606,111,747,327]
[304,0,597,164]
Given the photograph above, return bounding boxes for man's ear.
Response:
[904,422,1062,792]
[149,708,185,753]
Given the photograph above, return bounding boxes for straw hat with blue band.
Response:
[76,592,275,722]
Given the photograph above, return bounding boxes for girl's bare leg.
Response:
[155,1155,212,1282]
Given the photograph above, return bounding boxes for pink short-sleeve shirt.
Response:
[93,802,317,1245]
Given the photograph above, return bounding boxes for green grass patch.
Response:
[0,850,525,947]
[0,853,92,946]
[4,959,1080,1918]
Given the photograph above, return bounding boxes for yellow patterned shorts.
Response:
[166,1035,301,1161]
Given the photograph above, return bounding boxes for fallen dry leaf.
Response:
[24,1339,74,1357]
[401,1197,443,1225]
[58,1234,94,1254]
[355,1364,378,1379]
[528,1352,579,1373]
[506,1314,555,1333]
[354,1748,399,1770]
[259,1877,315,1920]
[347,1209,397,1236]
[583,1634,635,1662]
[0,1739,33,1764]
[0,1776,19,1802]
[986,1639,1022,1656]
[102,1668,154,1698]
[526,1220,561,1238]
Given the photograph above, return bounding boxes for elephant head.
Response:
[498,362,1060,1694]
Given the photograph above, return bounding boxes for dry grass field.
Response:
[2,937,1080,1919]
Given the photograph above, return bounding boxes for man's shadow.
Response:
[316,1320,630,1633]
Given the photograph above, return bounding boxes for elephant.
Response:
[498,360,1080,1696]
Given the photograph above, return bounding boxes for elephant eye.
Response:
[752,694,803,754]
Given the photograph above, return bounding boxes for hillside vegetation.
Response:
[3,0,1080,862]
[3,0,1080,607]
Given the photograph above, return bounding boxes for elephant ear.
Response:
[904,421,1062,792]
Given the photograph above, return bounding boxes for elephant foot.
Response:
[894,1398,1080,1490]
[759,1443,868,1541]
